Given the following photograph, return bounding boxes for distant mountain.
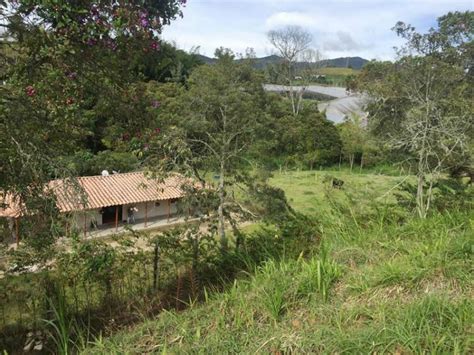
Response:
[195,54,369,70]
[248,55,283,69]
[318,57,368,70]
[195,54,217,65]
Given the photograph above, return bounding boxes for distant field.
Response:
[270,169,405,216]
[318,67,360,76]
[293,67,360,87]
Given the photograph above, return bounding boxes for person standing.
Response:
[127,206,138,224]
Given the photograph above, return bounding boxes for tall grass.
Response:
[297,247,342,301]
[81,206,473,354]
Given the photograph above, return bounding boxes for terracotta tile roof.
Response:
[0,193,21,218]
[0,172,190,217]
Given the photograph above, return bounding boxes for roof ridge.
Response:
[77,171,145,179]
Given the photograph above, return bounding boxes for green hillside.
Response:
[196,54,369,71]
[84,171,473,353]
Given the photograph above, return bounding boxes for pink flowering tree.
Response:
[0,0,186,251]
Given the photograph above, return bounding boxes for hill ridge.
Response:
[196,54,369,70]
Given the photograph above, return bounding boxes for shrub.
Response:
[297,248,342,301]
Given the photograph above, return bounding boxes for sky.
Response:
[162,0,473,60]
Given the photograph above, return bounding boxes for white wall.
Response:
[123,199,178,221]
[70,199,180,232]
[72,209,102,231]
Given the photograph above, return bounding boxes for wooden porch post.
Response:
[167,200,171,222]
[15,217,19,247]
[145,202,148,227]
[115,206,119,232]
[84,213,87,238]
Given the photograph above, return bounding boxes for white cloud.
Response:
[162,0,473,60]
[265,12,315,29]
[323,31,369,52]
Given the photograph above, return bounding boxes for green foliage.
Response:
[258,98,343,169]
[260,262,289,321]
[64,150,139,176]
[2,168,472,353]
[142,50,273,249]
[297,246,342,301]
[133,41,203,84]
[338,114,369,170]
[43,291,75,355]
[81,204,472,354]
[395,178,474,213]
[0,0,186,248]
[356,11,474,217]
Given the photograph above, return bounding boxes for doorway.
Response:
[101,205,122,225]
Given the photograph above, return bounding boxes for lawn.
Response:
[83,169,472,353]
[270,169,404,215]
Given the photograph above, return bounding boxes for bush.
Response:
[395,178,474,214]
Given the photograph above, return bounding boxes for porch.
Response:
[84,214,194,239]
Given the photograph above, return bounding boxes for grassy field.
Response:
[317,67,359,87]
[270,169,403,215]
[81,170,472,353]
[292,67,359,87]
[318,67,359,76]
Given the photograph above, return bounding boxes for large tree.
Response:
[357,11,473,217]
[338,114,367,172]
[0,1,185,187]
[0,0,186,245]
[267,26,321,116]
[143,49,268,250]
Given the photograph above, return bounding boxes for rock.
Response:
[23,339,34,352]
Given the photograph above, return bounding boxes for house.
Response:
[0,171,192,243]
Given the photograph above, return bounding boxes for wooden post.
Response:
[115,206,119,232]
[145,202,148,227]
[15,217,19,247]
[84,213,87,238]
[167,200,171,222]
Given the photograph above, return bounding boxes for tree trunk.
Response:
[416,129,429,219]
[349,154,354,173]
[192,232,199,272]
[231,220,243,250]
[153,242,160,291]
[416,174,427,219]
[218,160,227,251]
[287,62,298,117]
[295,89,304,116]
[359,153,364,173]
[425,180,434,214]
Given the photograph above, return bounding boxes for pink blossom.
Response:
[25,86,36,97]
[140,18,149,27]
[66,71,77,79]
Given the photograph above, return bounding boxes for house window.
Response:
[155,202,161,207]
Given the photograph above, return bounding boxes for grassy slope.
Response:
[85,171,473,353]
